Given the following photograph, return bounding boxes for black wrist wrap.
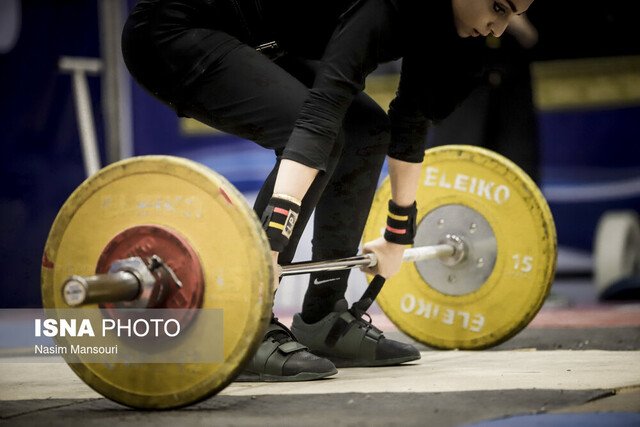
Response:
[383,200,417,245]
[261,195,301,252]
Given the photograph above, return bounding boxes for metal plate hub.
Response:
[96,224,204,310]
[414,204,497,296]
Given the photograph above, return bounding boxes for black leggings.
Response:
[124,30,390,313]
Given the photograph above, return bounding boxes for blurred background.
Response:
[1,0,639,310]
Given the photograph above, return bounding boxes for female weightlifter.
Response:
[122,0,535,381]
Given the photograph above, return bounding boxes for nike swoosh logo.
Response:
[313,277,341,285]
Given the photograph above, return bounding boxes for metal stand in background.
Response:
[58,0,132,178]
[58,56,103,178]
[99,0,133,164]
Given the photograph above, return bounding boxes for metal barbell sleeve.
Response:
[62,272,140,307]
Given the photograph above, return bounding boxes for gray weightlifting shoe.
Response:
[291,299,421,368]
[235,317,337,382]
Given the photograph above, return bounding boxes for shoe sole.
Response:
[234,367,338,383]
[326,354,421,368]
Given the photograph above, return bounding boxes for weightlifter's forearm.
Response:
[388,157,422,207]
[268,159,319,288]
[273,159,319,201]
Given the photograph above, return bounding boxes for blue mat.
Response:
[466,412,640,426]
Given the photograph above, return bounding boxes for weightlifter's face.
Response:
[451,0,533,38]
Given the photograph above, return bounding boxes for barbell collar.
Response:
[279,244,455,277]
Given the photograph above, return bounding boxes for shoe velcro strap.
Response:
[358,334,378,360]
[278,341,308,354]
[324,311,384,359]
[264,349,288,376]
[263,339,306,375]
[338,324,365,355]
[362,323,383,340]
[254,338,308,376]
[250,338,281,374]
[352,275,386,315]
[325,311,354,347]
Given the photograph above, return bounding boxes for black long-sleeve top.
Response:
[274,0,484,166]
[125,0,485,167]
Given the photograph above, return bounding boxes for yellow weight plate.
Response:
[363,146,557,349]
[41,156,273,408]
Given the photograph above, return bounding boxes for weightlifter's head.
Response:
[451,0,534,38]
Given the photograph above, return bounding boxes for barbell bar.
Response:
[280,244,455,276]
[60,243,458,307]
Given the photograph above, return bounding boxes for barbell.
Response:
[41,145,557,409]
